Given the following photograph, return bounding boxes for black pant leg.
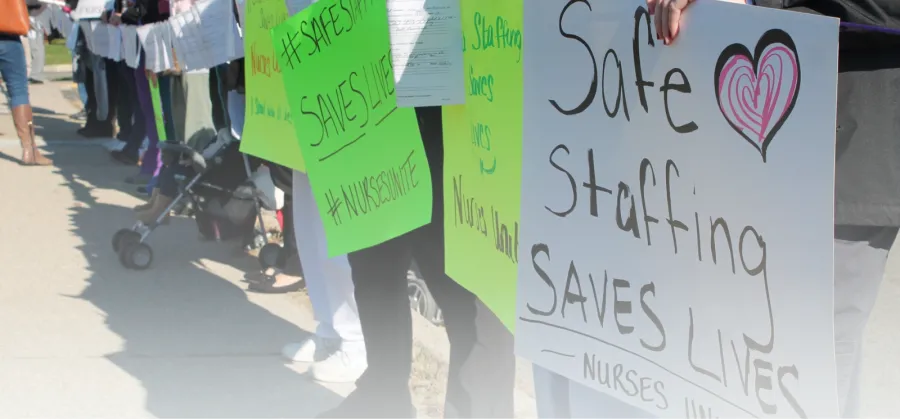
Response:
[209,67,226,131]
[115,61,135,140]
[408,106,515,418]
[347,233,416,408]
[83,65,98,129]
[104,58,119,133]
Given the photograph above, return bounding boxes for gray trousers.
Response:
[27,18,45,80]
[89,53,108,121]
[533,225,898,418]
[834,225,897,417]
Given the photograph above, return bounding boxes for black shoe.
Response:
[317,389,416,418]
[247,272,305,294]
[70,109,87,121]
[28,78,45,85]
[77,126,113,138]
[111,150,139,165]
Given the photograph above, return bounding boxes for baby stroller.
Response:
[111,129,271,270]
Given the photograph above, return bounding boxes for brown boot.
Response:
[134,188,159,212]
[137,195,174,225]
[12,105,52,166]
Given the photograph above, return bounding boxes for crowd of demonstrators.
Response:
[49,0,517,413]
[13,0,900,416]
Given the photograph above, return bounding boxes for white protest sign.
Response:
[515,0,840,417]
[70,0,108,20]
[387,0,466,107]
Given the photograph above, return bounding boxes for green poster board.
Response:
[443,0,523,331]
[149,77,167,143]
[271,0,432,256]
[239,0,306,172]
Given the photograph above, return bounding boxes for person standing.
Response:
[0,0,52,166]
[25,0,46,84]
[111,0,169,186]
[320,107,515,418]
[648,0,900,417]
[271,170,367,384]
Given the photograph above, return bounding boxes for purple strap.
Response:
[840,21,900,36]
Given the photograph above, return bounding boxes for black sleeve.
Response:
[779,0,900,29]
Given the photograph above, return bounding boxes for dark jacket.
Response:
[759,0,900,226]
[120,0,168,24]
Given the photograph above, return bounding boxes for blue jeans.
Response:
[77,83,88,106]
[0,37,29,108]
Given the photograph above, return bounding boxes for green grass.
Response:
[45,38,71,66]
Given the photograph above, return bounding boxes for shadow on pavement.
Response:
[50,147,343,417]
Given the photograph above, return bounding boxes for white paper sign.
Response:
[138,23,175,72]
[515,1,840,417]
[387,0,465,107]
[195,0,238,66]
[108,24,122,61]
[169,9,209,71]
[122,25,142,68]
[71,0,108,20]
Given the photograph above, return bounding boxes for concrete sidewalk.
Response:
[0,82,353,417]
[0,82,538,418]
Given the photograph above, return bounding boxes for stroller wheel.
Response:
[258,243,284,270]
[120,242,154,270]
[251,232,268,250]
[112,229,141,253]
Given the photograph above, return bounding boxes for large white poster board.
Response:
[515,0,840,417]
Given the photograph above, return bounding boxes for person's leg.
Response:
[77,83,87,105]
[208,65,226,131]
[81,62,98,128]
[330,232,416,417]
[286,170,366,383]
[113,61,134,142]
[90,52,109,124]
[20,36,30,79]
[833,225,898,418]
[113,62,146,166]
[135,61,160,177]
[321,107,509,419]
[180,72,215,147]
[136,163,181,225]
[28,25,45,82]
[158,75,176,142]
[170,74,186,144]
[0,76,9,114]
[103,58,119,136]
[0,38,51,165]
[533,367,572,419]
[406,106,514,417]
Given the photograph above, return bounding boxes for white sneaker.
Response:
[309,342,367,384]
[138,136,148,157]
[104,138,125,151]
[282,338,319,363]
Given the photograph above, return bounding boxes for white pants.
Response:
[291,170,364,346]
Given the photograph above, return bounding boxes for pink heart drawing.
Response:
[714,29,800,162]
